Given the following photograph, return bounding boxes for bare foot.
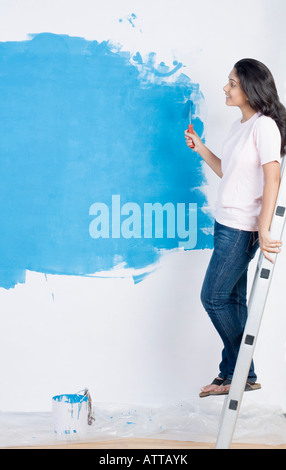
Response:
[211,383,231,395]
[199,377,224,397]
[212,381,261,395]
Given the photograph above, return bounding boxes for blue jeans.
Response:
[200,221,259,382]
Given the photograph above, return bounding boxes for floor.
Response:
[2,397,286,450]
[8,437,286,449]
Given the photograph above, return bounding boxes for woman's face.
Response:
[223,68,249,109]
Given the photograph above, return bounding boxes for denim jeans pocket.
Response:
[245,231,259,259]
[214,221,242,252]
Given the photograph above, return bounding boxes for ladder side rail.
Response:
[215,257,275,448]
[215,160,286,449]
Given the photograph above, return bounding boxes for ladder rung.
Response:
[260,268,270,279]
[275,206,285,217]
[229,400,238,411]
[244,334,255,345]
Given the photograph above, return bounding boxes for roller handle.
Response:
[188,124,195,149]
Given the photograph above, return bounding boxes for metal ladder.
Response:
[216,159,286,449]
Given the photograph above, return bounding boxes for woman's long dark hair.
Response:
[234,58,286,156]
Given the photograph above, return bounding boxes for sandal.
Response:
[245,382,261,392]
[211,378,261,396]
[199,377,225,398]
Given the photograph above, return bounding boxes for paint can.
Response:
[52,389,94,438]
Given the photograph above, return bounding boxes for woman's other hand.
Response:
[259,229,282,263]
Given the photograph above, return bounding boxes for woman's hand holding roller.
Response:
[184,129,202,153]
[184,129,223,178]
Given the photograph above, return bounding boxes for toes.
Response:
[213,384,230,394]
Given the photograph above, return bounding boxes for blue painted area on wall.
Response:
[0,33,213,289]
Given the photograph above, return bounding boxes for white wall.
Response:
[1,0,286,412]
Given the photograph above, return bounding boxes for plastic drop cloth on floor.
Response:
[1,396,286,448]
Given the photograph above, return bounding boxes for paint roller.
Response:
[183,100,195,148]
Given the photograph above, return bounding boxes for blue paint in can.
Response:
[52,393,88,404]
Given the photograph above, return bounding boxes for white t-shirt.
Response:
[214,112,281,231]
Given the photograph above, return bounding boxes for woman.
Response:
[185,58,286,397]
